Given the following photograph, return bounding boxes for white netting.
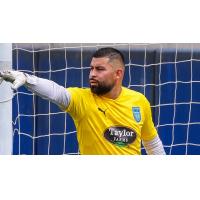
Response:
[11,43,200,154]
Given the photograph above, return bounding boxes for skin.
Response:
[89,57,125,99]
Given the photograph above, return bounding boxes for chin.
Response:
[90,87,98,94]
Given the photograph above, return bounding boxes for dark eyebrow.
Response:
[90,65,106,68]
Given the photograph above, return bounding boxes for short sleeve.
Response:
[66,87,88,122]
[141,97,158,141]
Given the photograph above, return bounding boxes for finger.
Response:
[0,71,15,82]
[0,77,3,85]
[12,80,24,90]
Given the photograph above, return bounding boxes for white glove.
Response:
[0,70,27,90]
[0,77,3,85]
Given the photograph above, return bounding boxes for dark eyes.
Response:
[90,67,105,71]
[96,68,105,71]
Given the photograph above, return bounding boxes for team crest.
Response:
[132,107,141,123]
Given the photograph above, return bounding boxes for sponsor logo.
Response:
[132,107,141,123]
[104,126,137,147]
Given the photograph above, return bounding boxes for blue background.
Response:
[12,45,200,155]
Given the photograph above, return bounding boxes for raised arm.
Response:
[0,70,71,110]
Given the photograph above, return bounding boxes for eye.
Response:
[96,67,105,71]
[90,66,94,70]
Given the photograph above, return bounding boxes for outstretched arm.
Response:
[0,70,71,110]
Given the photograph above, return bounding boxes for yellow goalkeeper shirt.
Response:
[66,87,158,155]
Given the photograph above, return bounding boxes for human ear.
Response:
[116,69,123,79]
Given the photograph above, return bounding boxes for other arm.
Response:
[141,95,166,155]
[142,135,166,155]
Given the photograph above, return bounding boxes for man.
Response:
[0,47,165,155]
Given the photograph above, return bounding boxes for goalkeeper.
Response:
[0,47,165,155]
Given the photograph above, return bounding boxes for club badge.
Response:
[132,107,141,123]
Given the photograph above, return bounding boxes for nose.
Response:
[89,68,96,79]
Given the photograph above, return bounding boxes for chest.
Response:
[91,97,145,131]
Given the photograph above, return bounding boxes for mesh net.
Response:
[12,43,200,155]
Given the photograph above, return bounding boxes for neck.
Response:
[101,86,122,99]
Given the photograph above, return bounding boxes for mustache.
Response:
[89,78,98,82]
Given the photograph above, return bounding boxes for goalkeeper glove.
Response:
[0,70,27,90]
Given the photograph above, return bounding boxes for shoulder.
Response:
[67,87,91,94]
[123,87,148,101]
[122,87,151,109]
[67,87,92,99]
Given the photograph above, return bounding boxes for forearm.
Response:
[25,74,70,110]
[142,135,166,155]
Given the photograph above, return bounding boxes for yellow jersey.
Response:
[66,87,157,155]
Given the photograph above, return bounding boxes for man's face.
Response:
[89,57,117,95]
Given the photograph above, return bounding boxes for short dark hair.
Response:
[92,47,125,66]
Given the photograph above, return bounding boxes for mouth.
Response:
[89,79,98,85]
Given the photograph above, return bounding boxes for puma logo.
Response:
[98,107,107,116]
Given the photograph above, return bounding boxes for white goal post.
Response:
[0,43,13,154]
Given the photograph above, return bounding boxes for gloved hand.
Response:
[0,70,27,90]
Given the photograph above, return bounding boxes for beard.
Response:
[90,80,115,95]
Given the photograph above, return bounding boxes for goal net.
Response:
[12,43,200,155]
